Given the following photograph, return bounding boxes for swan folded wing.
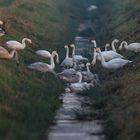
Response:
[6,41,22,49]
[57,73,79,83]
[60,58,74,68]
[36,50,51,58]
[27,62,50,72]
[129,43,140,52]
[101,51,124,61]
[108,59,132,69]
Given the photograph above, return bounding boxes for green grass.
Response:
[0,0,14,7]
[84,0,140,140]
[0,0,96,139]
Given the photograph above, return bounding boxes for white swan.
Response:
[96,48,132,70]
[27,51,58,73]
[36,50,52,58]
[57,68,79,83]
[6,38,32,51]
[60,45,73,69]
[69,72,94,93]
[91,48,97,65]
[82,63,98,83]
[91,40,124,61]
[70,44,88,64]
[119,41,140,53]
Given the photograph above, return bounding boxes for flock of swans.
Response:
[1,19,140,93]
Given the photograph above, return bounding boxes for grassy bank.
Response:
[86,0,140,140]
[0,0,95,139]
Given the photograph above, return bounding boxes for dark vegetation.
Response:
[0,0,94,139]
[85,0,140,140]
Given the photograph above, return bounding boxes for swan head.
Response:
[87,5,97,11]
[105,43,110,47]
[52,51,59,63]
[86,62,91,67]
[64,45,68,49]
[65,87,71,93]
[79,63,85,68]
[91,40,97,47]
[23,38,32,44]
[70,44,75,48]
[0,20,3,25]
[113,39,119,43]
[27,38,32,44]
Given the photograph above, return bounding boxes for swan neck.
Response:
[111,40,116,52]
[50,55,55,69]
[123,41,128,49]
[86,65,90,72]
[98,49,106,66]
[65,47,69,59]
[78,72,82,83]
[92,41,97,48]
[92,49,97,65]
[72,45,75,58]
[22,38,27,49]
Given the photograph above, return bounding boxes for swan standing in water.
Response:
[82,62,98,83]
[70,44,88,64]
[0,20,3,25]
[6,38,32,51]
[36,50,52,58]
[119,41,140,53]
[60,45,73,69]
[91,40,124,61]
[27,51,59,73]
[68,71,94,93]
[0,46,19,63]
[96,48,132,70]
[57,68,79,83]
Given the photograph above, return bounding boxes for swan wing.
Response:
[107,59,132,69]
[128,43,140,52]
[102,51,124,61]
[27,62,50,72]
[36,50,51,58]
[6,41,22,50]
[60,58,74,68]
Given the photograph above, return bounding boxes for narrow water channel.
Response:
[48,92,104,140]
[48,5,104,140]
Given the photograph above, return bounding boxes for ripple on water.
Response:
[48,92,104,140]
